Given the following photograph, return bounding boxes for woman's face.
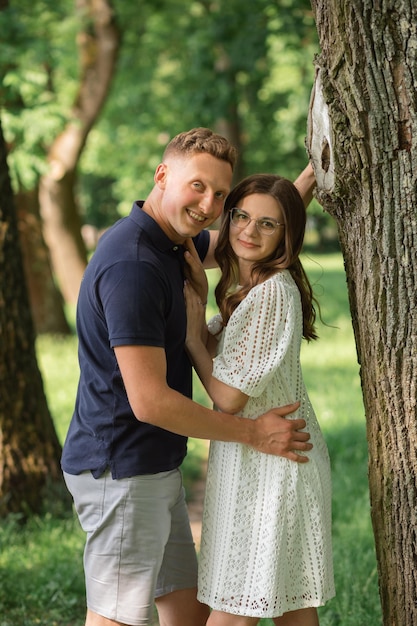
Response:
[228,193,285,268]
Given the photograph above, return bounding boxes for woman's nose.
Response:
[243,218,258,235]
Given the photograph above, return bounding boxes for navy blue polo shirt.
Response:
[61,202,210,479]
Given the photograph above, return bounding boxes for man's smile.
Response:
[187,208,206,223]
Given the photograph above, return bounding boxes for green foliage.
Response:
[76,173,121,229]
[87,0,319,206]
[2,0,319,228]
[0,1,79,188]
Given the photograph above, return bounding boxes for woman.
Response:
[184,174,335,625]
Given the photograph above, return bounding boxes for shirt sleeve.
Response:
[100,260,169,348]
[212,275,298,397]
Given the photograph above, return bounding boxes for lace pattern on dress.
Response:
[197,271,335,617]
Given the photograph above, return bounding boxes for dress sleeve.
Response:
[212,275,298,397]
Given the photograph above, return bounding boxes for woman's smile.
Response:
[237,237,260,249]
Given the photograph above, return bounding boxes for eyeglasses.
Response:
[229,208,284,236]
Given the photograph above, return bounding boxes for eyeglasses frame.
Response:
[229,207,284,236]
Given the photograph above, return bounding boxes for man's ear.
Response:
[154,163,168,188]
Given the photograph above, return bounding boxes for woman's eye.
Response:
[261,220,275,230]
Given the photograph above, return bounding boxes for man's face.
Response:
[155,152,233,243]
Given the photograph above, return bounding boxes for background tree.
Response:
[16,188,70,334]
[0,117,69,517]
[307,1,417,624]
[39,0,120,304]
[1,0,120,318]
[2,0,325,319]
[0,1,72,333]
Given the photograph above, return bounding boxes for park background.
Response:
[0,1,383,625]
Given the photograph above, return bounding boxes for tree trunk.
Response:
[212,49,245,184]
[39,0,120,304]
[0,119,69,518]
[307,1,417,624]
[16,189,71,335]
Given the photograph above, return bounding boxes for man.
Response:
[62,128,315,626]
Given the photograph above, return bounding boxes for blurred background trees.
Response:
[1,0,334,332]
[0,0,340,517]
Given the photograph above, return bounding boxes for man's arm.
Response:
[114,344,312,462]
[294,162,316,208]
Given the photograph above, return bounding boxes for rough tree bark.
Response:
[39,0,120,304]
[0,119,69,517]
[307,1,417,624]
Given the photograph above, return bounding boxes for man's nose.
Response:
[199,191,215,213]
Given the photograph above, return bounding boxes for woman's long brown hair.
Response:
[214,174,319,341]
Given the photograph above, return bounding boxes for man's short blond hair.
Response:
[163,127,237,171]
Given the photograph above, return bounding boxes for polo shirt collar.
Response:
[129,201,185,254]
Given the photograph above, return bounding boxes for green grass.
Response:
[0,252,382,625]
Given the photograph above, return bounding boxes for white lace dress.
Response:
[197,270,335,618]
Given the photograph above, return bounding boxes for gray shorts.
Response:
[64,468,198,626]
